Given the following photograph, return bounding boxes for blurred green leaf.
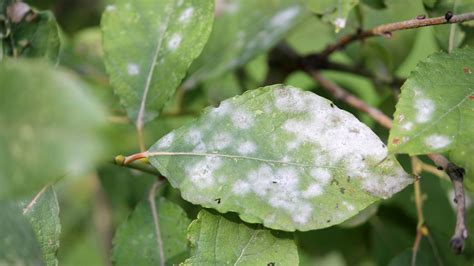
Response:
[101,0,214,125]
[22,186,60,266]
[309,0,359,31]
[389,48,474,190]
[183,210,299,265]
[148,85,411,231]
[112,197,190,266]
[183,0,307,89]
[0,202,44,265]
[0,59,106,199]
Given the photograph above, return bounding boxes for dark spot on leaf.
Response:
[340,187,346,194]
[330,103,334,108]
[437,166,444,170]
[336,203,339,209]
[214,198,221,204]
[445,11,453,21]
[347,176,351,182]
[416,14,426,20]
[392,138,400,145]
[469,95,474,101]
[331,179,339,186]
[382,144,386,148]
[454,198,458,204]
[268,263,275,266]
[349,128,360,134]
[326,219,331,223]
[463,67,472,74]
[272,181,277,184]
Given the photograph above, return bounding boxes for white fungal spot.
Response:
[401,122,413,131]
[310,168,332,185]
[237,141,257,155]
[185,128,202,145]
[156,132,174,149]
[415,96,435,123]
[270,6,300,27]
[302,183,323,198]
[274,86,308,112]
[186,156,222,188]
[425,134,452,149]
[342,201,355,211]
[168,34,182,50]
[127,63,140,76]
[210,101,233,117]
[105,5,116,12]
[292,203,313,225]
[247,165,274,196]
[334,18,346,29]
[231,109,255,129]
[179,7,194,22]
[209,132,232,150]
[232,180,251,195]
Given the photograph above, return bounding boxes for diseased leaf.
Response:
[182,0,307,89]
[309,0,359,31]
[0,60,106,199]
[0,202,44,265]
[9,10,61,63]
[148,85,411,231]
[183,210,299,265]
[112,197,190,266]
[388,48,474,189]
[22,186,60,266]
[101,0,214,125]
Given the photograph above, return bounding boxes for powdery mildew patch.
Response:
[149,86,411,230]
[179,7,194,23]
[126,63,140,76]
[168,34,182,50]
[424,134,452,149]
[414,90,435,123]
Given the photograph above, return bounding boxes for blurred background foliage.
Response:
[2,0,474,265]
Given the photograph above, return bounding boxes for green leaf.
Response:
[182,0,307,89]
[22,186,60,266]
[101,0,214,125]
[388,48,474,189]
[309,0,359,31]
[183,210,299,265]
[147,84,411,231]
[10,10,61,63]
[0,59,106,199]
[112,197,190,266]
[0,202,44,265]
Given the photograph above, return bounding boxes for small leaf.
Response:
[183,0,307,89]
[147,85,411,231]
[309,0,359,31]
[388,48,474,189]
[101,0,214,125]
[112,197,190,265]
[183,210,299,265]
[22,186,61,266]
[0,202,44,265]
[0,60,106,199]
[9,10,61,62]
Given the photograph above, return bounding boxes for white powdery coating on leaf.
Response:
[270,6,300,27]
[105,5,116,12]
[168,34,182,50]
[361,161,412,199]
[185,128,202,146]
[232,180,251,195]
[209,132,232,150]
[302,183,323,198]
[210,101,233,117]
[292,203,313,225]
[231,109,255,129]
[342,201,355,211]
[126,63,139,76]
[334,18,346,29]
[310,167,332,185]
[414,96,435,123]
[237,141,257,155]
[179,7,194,22]
[401,122,414,131]
[424,134,452,149]
[186,156,222,188]
[156,132,175,149]
[247,165,274,196]
[274,86,310,112]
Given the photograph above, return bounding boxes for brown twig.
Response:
[320,11,474,57]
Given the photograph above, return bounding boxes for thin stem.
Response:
[113,155,161,177]
[136,124,146,152]
[411,157,425,266]
[448,0,460,53]
[148,179,166,266]
[320,11,474,57]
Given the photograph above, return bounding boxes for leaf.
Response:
[112,197,190,266]
[309,0,359,31]
[101,0,214,125]
[22,186,61,266]
[388,48,474,189]
[183,210,299,265]
[147,84,411,231]
[182,0,307,89]
[0,202,44,265]
[0,60,106,199]
[9,10,61,63]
